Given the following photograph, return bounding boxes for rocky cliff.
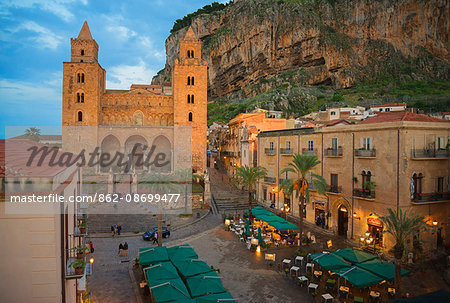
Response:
[153,0,449,99]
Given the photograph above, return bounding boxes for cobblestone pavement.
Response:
[168,227,314,303]
[88,213,221,303]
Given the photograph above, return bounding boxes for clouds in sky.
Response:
[107,59,155,89]
[14,21,63,49]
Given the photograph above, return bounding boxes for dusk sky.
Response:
[0,0,224,138]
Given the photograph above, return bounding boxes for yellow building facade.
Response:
[257,112,450,252]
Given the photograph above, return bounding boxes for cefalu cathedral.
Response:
[62,22,207,173]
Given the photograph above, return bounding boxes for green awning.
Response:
[255,214,285,223]
[150,278,192,302]
[358,259,409,281]
[195,291,237,303]
[168,245,198,262]
[334,248,378,264]
[311,252,350,270]
[268,220,299,231]
[144,262,180,285]
[172,259,215,278]
[139,247,169,266]
[186,275,226,298]
[338,266,384,288]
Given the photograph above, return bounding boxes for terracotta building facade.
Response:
[62,22,207,173]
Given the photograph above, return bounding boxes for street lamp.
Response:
[433,220,438,226]
[89,257,94,264]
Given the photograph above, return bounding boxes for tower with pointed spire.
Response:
[71,21,98,63]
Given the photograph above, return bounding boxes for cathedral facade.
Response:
[62,22,207,173]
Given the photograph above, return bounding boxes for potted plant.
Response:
[352,176,358,183]
[78,219,88,234]
[75,245,84,259]
[71,259,86,275]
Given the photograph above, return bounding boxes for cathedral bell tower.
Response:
[172,26,207,172]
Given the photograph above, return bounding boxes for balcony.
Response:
[354,149,376,158]
[264,148,276,155]
[324,148,343,157]
[280,148,293,155]
[411,149,449,159]
[411,192,450,203]
[65,237,88,279]
[302,148,316,155]
[353,188,376,199]
[264,177,276,184]
[327,185,342,194]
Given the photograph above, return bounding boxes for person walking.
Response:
[114,224,118,235]
[123,242,128,257]
[118,243,124,256]
[117,224,122,236]
[152,232,158,245]
[111,225,115,237]
[89,241,94,253]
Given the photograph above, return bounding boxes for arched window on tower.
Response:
[188,112,193,122]
[191,77,194,85]
[187,50,194,58]
[187,76,190,85]
[191,94,194,104]
[187,94,194,104]
[77,92,84,103]
[77,111,83,122]
[77,73,81,83]
[81,73,85,83]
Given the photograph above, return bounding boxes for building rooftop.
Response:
[0,139,75,178]
[358,111,448,124]
[370,103,407,108]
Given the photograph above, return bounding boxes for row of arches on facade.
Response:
[100,134,172,173]
[101,111,174,126]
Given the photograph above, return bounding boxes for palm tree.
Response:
[234,165,267,223]
[281,153,326,247]
[24,127,41,142]
[380,208,426,294]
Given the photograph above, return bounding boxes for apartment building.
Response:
[0,139,87,303]
[219,112,292,176]
[257,111,449,252]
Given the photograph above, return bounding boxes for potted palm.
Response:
[78,219,88,234]
[72,259,86,275]
[76,245,84,259]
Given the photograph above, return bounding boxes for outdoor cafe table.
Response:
[283,259,292,267]
[298,276,308,286]
[290,266,300,277]
[322,293,334,303]
[306,262,314,272]
[308,283,318,293]
[370,290,381,300]
[295,256,304,266]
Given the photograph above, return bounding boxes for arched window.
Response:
[187,50,194,58]
[77,92,85,103]
[187,95,190,104]
[412,173,423,201]
[77,73,81,83]
[77,111,83,122]
[191,94,194,104]
[81,50,85,56]
[188,112,193,122]
[191,77,194,85]
[187,76,194,86]
[81,73,85,83]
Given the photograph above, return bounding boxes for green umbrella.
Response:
[195,291,237,303]
[144,262,180,285]
[334,248,378,264]
[255,214,284,223]
[358,259,409,281]
[139,247,169,266]
[337,266,384,288]
[150,278,192,302]
[173,259,215,278]
[244,218,250,236]
[257,227,263,245]
[268,221,299,231]
[311,252,350,270]
[168,245,198,262]
[186,275,226,298]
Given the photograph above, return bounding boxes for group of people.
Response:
[118,242,128,256]
[315,213,326,229]
[111,223,122,236]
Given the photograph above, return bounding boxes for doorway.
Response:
[338,205,348,237]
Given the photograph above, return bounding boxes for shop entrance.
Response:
[367,216,383,246]
[338,205,348,237]
[314,201,326,228]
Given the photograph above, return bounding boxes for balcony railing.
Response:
[411,192,450,203]
[264,177,276,183]
[302,148,316,155]
[411,149,449,159]
[265,148,276,155]
[353,188,376,199]
[65,237,87,279]
[280,148,293,155]
[354,149,376,158]
[327,185,342,194]
[324,148,343,157]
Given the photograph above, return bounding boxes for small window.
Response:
[331,112,336,115]
[81,73,85,83]
[285,141,291,150]
[81,50,85,56]
[80,60,83,62]
[191,77,194,85]
[191,95,194,104]
[188,112,193,122]
[77,73,81,83]
[386,108,390,112]
[77,111,83,122]
[307,140,314,150]
[187,77,190,85]
[269,142,274,150]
